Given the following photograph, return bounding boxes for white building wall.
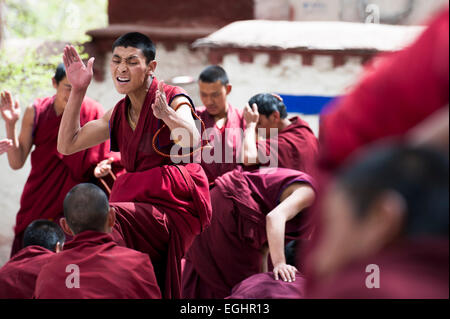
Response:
[86,47,365,137]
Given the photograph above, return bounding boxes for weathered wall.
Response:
[108,0,254,27]
[256,0,449,25]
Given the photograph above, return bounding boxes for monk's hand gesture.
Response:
[152,81,172,120]
[94,157,115,178]
[62,45,94,91]
[273,262,297,282]
[0,138,12,155]
[243,103,259,128]
[0,91,21,125]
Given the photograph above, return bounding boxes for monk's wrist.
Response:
[71,86,88,96]
[160,106,175,122]
[246,122,257,130]
[5,121,17,134]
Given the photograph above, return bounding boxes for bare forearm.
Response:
[5,123,26,169]
[57,88,86,154]
[266,186,316,267]
[242,123,258,165]
[266,213,287,266]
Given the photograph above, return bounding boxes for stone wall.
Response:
[255,0,448,25]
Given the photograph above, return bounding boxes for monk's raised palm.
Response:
[152,81,171,120]
[62,45,95,90]
[0,91,21,124]
[243,103,259,126]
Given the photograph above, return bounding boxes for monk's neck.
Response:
[278,118,292,131]
[127,77,153,113]
[213,104,229,126]
[53,99,65,116]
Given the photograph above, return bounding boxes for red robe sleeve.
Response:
[319,8,449,171]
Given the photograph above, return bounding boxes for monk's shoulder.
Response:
[32,96,53,113]
[229,104,246,128]
[163,83,191,104]
[195,106,208,118]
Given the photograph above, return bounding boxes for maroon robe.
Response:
[307,238,449,299]
[34,231,161,299]
[182,167,316,299]
[108,77,212,299]
[306,8,449,291]
[319,9,449,172]
[257,116,319,177]
[227,272,306,299]
[0,245,54,299]
[196,104,245,183]
[11,96,111,257]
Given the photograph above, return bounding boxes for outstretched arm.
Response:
[0,91,34,169]
[57,45,110,155]
[266,183,315,282]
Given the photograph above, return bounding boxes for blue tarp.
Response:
[278,94,337,115]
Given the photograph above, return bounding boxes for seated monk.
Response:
[0,64,120,257]
[242,93,319,176]
[0,220,65,298]
[182,167,316,299]
[196,65,245,184]
[227,272,306,299]
[34,183,161,299]
[57,32,211,298]
[307,145,449,299]
[227,241,307,299]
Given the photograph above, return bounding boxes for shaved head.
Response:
[63,183,110,235]
[23,220,65,252]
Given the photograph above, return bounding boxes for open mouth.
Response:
[116,77,130,83]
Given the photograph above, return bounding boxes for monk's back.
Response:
[34,231,161,299]
[0,246,53,299]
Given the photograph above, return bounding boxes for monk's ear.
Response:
[148,60,157,77]
[59,218,74,236]
[361,190,406,252]
[107,207,116,229]
[270,111,281,123]
[55,241,63,253]
[52,77,57,89]
[225,84,232,95]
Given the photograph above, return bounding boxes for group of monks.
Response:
[0,7,448,299]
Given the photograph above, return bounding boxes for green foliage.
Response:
[0,0,106,105]
[0,44,87,105]
[2,0,108,42]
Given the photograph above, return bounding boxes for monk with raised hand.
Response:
[34,183,161,299]
[58,32,211,299]
[0,138,12,154]
[196,65,245,184]
[0,64,115,258]
[242,93,319,176]
[0,220,65,299]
